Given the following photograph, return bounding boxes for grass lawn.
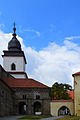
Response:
[18,115,50,120]
[57,116,80,120]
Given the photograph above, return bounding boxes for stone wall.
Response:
[12,87,50,115]
[0,65,14,116]
[0,80,13,116]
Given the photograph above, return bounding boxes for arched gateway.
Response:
[19,102,26,114]
[58,106,71,116]
[34,102,41,115]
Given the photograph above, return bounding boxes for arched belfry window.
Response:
[11,63,16,70]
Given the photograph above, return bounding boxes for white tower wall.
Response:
[3,56,25,72]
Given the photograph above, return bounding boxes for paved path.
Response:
[0,116,21,120]
[0,116,63,120]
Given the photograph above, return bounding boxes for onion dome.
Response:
[8,23,21,51]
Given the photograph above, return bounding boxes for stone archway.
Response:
[33,102,41,115]
[58,106,71,116]
[19,102,26,114]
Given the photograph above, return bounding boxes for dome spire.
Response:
[13,22,16,37]
[8,23,21,51]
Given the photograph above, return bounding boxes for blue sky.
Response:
[0,0,80,50]
[0,0,80,86]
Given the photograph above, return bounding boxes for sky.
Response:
[0,0,80,87]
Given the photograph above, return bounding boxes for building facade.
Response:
[0,24,50,116]
[72,72,80,116]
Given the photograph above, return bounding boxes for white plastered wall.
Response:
[50,101,74,116]
[3,56,25,72]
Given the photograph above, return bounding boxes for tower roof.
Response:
[8,23,21,51]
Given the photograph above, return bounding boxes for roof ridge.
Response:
[28,78,49,88]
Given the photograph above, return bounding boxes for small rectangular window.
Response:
[23,95,26,99]
[36,95,40,99]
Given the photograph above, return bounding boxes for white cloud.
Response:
[0,31,80,87]
[25,40,80,87]
[24,28,40,37]
[65,36,80,40]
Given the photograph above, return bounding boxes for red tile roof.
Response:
[67,90,74,100]
[72,72,80,77]
[4,78,49,88]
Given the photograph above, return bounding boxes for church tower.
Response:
[2,23,27,78]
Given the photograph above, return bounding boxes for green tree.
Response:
[50,82,72,100]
